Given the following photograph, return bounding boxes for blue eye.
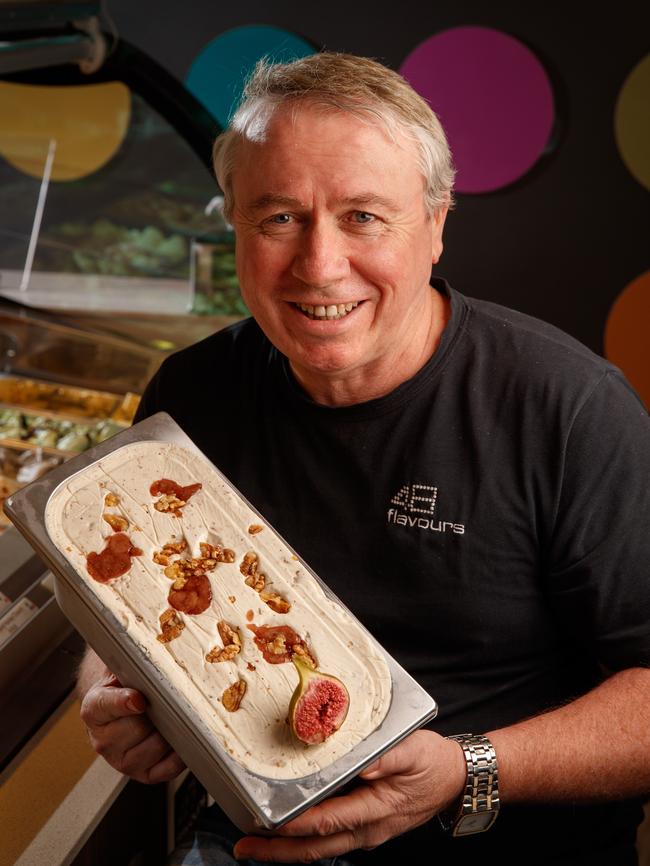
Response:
[353,212,374,223]
[270,214,291,224]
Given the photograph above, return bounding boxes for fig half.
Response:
[288,657,350,745]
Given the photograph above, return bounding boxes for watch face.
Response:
[453,811,497,836]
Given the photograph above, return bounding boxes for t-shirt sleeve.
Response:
[132,358,171,425]
[546,370,650,670]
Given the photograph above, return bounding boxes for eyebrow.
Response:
[248,192,401,213]
[248,194,304,212]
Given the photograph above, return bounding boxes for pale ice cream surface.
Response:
[45,441,392,779]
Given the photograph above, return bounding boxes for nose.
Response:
[290,217,350,289]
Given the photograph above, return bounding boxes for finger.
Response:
[359,740,418,781]
[116,727,176,777]
[234,829,358,863]
[274,784,387,838]
[81,685,147,728]
[87,706,155,753]
[359,750,411,781]
[359,758,382,779]
[90,717,184,783]
[142,749,187,784]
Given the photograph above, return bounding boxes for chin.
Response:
[296,350,361,377]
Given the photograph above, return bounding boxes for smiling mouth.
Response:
[293,301,361,321]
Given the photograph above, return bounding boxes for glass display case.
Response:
[0,12,243,859]
[0,31,245,318]
[0,1,248,531]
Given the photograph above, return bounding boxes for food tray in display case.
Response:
[0,376,140,423]
[0,374,140,457]
[4,413,437,832]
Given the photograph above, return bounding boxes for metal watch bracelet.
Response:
[438,733,500,836]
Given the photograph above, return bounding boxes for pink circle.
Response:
[400,27,555,194]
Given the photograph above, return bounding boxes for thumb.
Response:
[83,684,147,726]
[359,736,423,780]
[359,751,398,781]
[122,688,147,714]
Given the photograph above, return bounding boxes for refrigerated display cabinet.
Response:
[0,5,236,862]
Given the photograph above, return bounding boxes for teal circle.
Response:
[185,26,316,129]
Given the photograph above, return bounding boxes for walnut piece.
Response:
[245,572,266,592]
[268,633,287,655]
[239,551,291,606]
[248,524,264,535]
[157,608,184,643]
[218,620,242,649]
[206,621,243,663]
[153,493,186,516]
[163,539,188,555]
[221,679,246,712]
[206,644,239,663]
[260,591,291,614]
[164,562,181,580]
[104,492,119,507]
[158,540,225,587]
[103,513,129,533]
[240,551,259,577]
[200,542,235,563]
[292,643,317,668]
[241,551,266,591]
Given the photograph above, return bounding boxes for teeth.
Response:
[295,301,360,320]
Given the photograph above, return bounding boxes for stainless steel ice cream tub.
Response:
[4,412,437,832]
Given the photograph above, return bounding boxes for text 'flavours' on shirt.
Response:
[387,484,465,535]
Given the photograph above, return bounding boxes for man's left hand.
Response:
[233,729,465,862]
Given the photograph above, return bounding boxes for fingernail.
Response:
[233,842,250,860]
[126,694,145,712]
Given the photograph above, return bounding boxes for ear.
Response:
[431,205,449,264]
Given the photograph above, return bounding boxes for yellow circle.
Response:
[0,81,130,181]
[604,270,650,409]
[614,53,650,192]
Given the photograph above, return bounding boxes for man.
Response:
[78,53,650,865]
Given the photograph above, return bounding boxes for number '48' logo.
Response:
[390,484,438,515]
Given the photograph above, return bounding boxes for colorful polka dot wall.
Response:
[182,21,650,407]
[1,9,647,405]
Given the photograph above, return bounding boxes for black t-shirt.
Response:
[135,279,650,864]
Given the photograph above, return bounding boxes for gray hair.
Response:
[212,52,455,222]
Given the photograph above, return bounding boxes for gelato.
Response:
[45,440,391,779]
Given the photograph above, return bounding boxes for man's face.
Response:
[230,103,447,401]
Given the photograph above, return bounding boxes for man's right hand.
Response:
[78,648,186,784]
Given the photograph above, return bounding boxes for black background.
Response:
[104,0,650,355]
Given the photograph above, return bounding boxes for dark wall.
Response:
[105,0,650,357]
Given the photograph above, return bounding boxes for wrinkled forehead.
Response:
[227,99,431,222]
[233,99,418,169]
[232,99,421,182]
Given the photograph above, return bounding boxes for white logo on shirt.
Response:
[387,484,465,535]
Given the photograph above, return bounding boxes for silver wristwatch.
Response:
[438,733,500,836]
